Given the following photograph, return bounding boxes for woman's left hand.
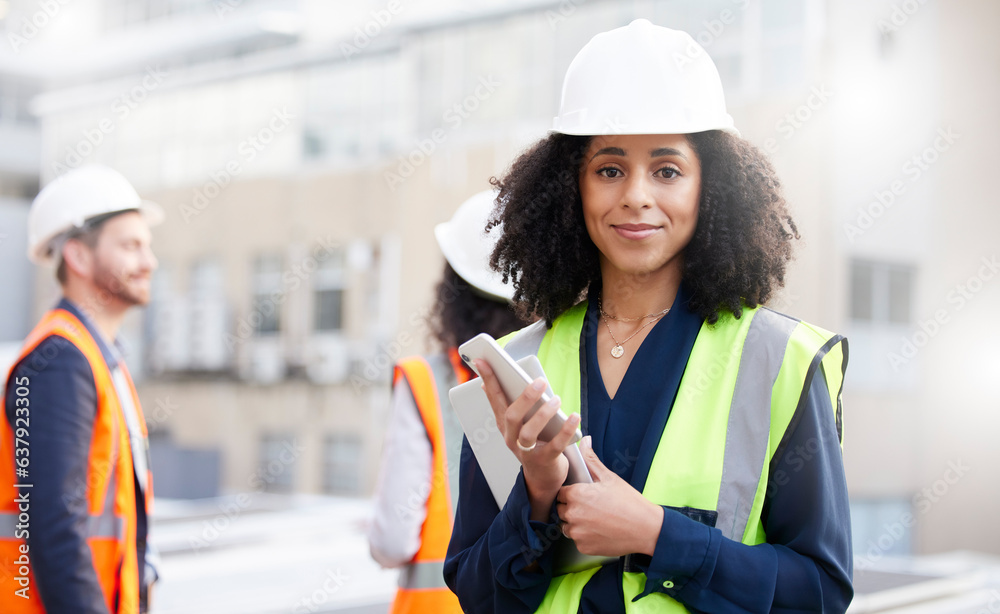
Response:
[555,436,665,557]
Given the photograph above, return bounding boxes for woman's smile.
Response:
[612,223,661,241]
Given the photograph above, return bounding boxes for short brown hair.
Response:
[55,210,130,285]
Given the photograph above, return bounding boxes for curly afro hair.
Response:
[426,262,530,351]
[488,130,799,325]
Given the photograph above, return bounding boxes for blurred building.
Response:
[7,0,999,583]
[0,0,41,370]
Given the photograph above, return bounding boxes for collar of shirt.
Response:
[56,297,126,370]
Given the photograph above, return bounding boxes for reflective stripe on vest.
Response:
[0,308,146,614]
[88,464,125,540]
[0,465,126,541]
[715,308,797,541]
[500,303,847,613]
[389,355,465,614]
[398,560,449,590]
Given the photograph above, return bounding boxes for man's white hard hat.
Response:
[434,190,515,302]
[553,19,739,137]
[28,165,164,265]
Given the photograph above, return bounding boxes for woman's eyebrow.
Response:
[650,147,687,160]
[589,146,689,161]
[590,146,626,161]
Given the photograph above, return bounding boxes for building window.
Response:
[251,254,283,334]
[189,258,228,370]
[850,498,913,565]
[850,260,914,325]
[761,0,806,33]
[314,250,346,332]
[323,434,362,495]
[887,267,913,324]
[847,259,918,389]
[257,433,297,493]
[302,57,403,163]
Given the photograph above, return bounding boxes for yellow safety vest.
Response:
[499,302,846,613]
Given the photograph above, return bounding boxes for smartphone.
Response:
[458,333,583,444]
[456,334,611,574]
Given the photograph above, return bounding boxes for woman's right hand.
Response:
[476,359,582,521]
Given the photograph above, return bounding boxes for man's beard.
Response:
[93,260,150,307]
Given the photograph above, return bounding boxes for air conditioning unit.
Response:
[247,338,285,385]
[306,334,349,384]
[150,296,190,373]
[348,339,389,385]
[189,296,230,371]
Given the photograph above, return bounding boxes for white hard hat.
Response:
[28,165,164,265]
[434,190,514,302]
[553,19,739,137]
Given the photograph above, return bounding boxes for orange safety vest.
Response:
[0,308,152,614]
[388,349,470,614]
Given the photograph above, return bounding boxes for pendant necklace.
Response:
[598,298,670,359]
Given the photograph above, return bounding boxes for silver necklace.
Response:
[598,298,670,359]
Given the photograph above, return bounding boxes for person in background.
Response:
[369,190,530,614]
[445,20,852,613]
[1,165,161,613]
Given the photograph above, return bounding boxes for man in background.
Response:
[1,165,161,613]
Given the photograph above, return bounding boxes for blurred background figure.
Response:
[1,165,160,613]
[368,190,529,614]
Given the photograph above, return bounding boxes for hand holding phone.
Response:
[458,334,590,486]
[454,334,612,573]
[459,334,583,444]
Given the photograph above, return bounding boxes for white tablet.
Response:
[448,349,615,575]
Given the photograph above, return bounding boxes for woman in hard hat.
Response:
[369,191,530,614]
[444,20,852,613]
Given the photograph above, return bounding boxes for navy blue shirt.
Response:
[444,288,853,613]
[4,298,149,614]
